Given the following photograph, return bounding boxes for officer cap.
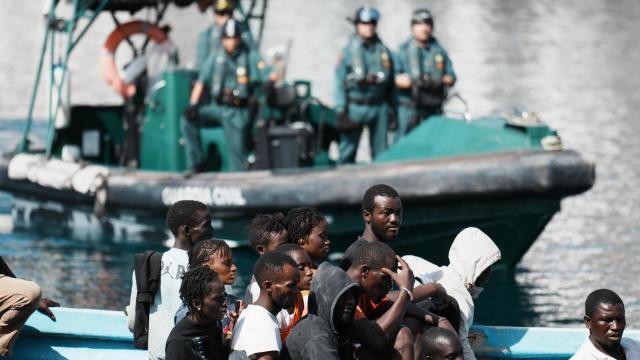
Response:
[411,8,434,25]
[354,6,380,24]
[213,0,234,13]
[221,19,242,38]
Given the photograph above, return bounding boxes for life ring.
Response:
[102,20,169,97]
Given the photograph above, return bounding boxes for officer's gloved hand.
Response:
[184,105,199,122]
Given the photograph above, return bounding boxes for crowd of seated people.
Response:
[115,184,637,360]
[1,184,637,359]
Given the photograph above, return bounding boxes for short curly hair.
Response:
[362,184,399,213]
[246,213,288,250]
[179,265,222,312]
[253,251,297,287]
[166,200,209,236]
[283,207,326,244]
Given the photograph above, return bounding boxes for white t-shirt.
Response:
[243,275,261,304]
[571,337,640,360]
[126,248,188,360]
[230,304,281,358]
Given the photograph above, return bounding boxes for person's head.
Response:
[221,19,242,54]
[346,242,397,302]
[284,207,330,263]
[212,0,234,27]
[246,213,289,255]
[362,184,402,243]
[275,243,314,291]
[447,227,501,298]
[166,200,213,248]
[411,8,434,44]
[180,266,227,323]
[333,287,359,332]
[311,263,360,336]
[353,7,379,41]
[188,239,237,285]
[421,327,463,360]
[254,252,300,311]
[584,289,626,349]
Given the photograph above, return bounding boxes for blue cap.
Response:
[354,7,380,24]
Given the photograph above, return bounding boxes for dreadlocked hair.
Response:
[246,212,287,250]
[188,239,232,269]
[283,207,326,244]
[166,200,209,236]
[179,265,221,313]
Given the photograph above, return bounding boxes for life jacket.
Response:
[279,291,308,343]
[132,250,163,349]
[346,35,392,89]
[210,46,250,100]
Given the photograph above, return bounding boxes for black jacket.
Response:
[165,317,227,360]
[284,263,359,360]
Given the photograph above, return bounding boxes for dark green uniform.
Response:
[195,22,255,70]
[335,35,394,164]
[182,45,265,172]
[394,37,455,141]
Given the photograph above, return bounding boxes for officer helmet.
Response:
[354,6,380,24]
[411,8,434,25]
[221,19,242,38]
[213,0,235,14]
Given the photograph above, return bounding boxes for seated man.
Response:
[344,241,415,359]
[571,289,640,360]
[183,19,270,172]
[230,252,300,359]
[0,256,58,357]
[284,262,361,360]
[421,327,462,360]
[401,227,501,360]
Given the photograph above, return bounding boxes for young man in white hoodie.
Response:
[403,227,501,360]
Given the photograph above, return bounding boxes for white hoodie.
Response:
[403,227,501,360]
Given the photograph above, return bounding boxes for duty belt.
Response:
[348,97,385,105]
[218,93,249,108]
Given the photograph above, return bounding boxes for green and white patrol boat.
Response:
[0,0,594,267]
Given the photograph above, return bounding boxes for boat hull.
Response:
[9,307,640,360]
[0,150,594,267]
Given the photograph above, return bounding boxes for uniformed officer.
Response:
[335,7,394,164]
[195,0,255,70]
[183,19,267,172]
[394,9,456,141]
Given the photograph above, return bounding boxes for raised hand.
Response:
[381,255,415,292]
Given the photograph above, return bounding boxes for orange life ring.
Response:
[102,20,169,97]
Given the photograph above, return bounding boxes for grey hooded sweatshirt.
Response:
[284,263,359,360]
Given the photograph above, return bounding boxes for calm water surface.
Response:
[1,0,639,327]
